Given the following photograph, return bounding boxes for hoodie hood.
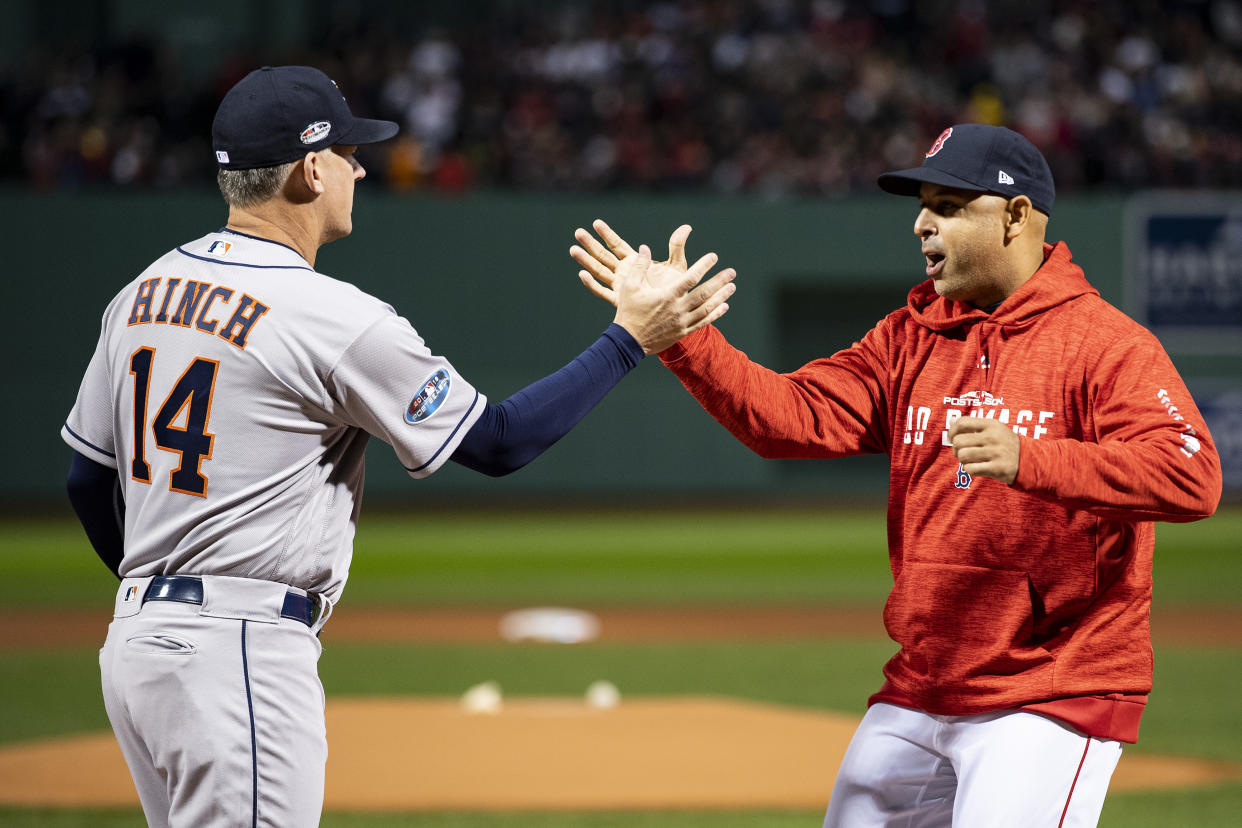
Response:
[906,242,1099,332]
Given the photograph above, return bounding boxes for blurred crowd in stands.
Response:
[5,0,1242,197]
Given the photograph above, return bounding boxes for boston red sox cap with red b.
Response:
[877,124,1055,216]
[212,65,398,170]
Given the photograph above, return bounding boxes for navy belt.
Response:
[143,575,318,627]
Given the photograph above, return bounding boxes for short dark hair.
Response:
[216,161,296,208]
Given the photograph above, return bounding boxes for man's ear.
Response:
[280,153,320,205]
[1004,195,1033,239]
[301,151,325,195]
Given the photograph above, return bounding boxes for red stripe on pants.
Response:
[1058,739,1092,827]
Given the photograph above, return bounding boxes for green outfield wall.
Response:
[14,187,1233,505]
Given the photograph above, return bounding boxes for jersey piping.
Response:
[405,388,481,473]
[240,620,259,827]
[63,423,115,459]
[174,247,315,271]
[219,226,308,257]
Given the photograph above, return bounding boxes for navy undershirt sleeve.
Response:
[66,451,125,579]
[451,323,645,476]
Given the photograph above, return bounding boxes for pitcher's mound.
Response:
[0,696,1239,811]
[326,696,850,810]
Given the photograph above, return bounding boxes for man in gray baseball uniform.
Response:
[62,65,735,827]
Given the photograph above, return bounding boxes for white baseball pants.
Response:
[100,576,328,828]
[824,702,1123,827]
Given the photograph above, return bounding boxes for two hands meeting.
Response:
[570,218,1019,484]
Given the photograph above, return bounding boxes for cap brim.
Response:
[337,117,400,147]
[877,166,990,197]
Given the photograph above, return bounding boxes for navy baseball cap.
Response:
[877,124,1055,216]
[212,65,398,170]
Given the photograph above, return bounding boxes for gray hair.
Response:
[216,161,297,208]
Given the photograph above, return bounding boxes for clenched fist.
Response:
[948,416,1021,485]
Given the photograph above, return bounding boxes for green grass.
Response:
[0,507,1239,826]
[283,508,894,607]
[1138,647,1242,762]
[0,649,111,742]
[3,507,1240,608]
[1152,513,1242,603]
[1099,784,1242,827]
[0,509,894,608]
[317,639,892,714]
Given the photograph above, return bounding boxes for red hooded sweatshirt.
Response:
[659,242,1222,743]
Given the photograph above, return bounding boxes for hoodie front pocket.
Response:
[884,561,1055,695]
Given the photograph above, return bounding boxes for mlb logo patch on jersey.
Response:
[124,585,140,603]
[405,369,452,424]
[206,241,233,257]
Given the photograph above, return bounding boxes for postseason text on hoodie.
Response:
[659,242,1222,743]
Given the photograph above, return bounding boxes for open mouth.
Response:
[924,251,945,278]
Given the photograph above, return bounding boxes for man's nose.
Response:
[913,208,935,238]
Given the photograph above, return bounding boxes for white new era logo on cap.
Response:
[998,170,1015,185]
[216,150,230,163]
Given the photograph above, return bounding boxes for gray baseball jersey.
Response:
[62,229,486,604]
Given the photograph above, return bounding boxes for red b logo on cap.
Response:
[926,127,953,157]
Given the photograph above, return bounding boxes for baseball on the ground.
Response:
[460,681,503,714]
[585,680,621,709]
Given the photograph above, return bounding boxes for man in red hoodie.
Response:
[571,124,1222,827]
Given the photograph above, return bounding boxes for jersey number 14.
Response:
[128,347,218,497]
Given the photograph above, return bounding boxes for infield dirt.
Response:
[3,604,1242,809]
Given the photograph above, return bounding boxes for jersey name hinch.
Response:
[126,276,269,349]
[901,390,1056,447]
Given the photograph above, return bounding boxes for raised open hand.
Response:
[610,243,736,355]
[572,220,693,307]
